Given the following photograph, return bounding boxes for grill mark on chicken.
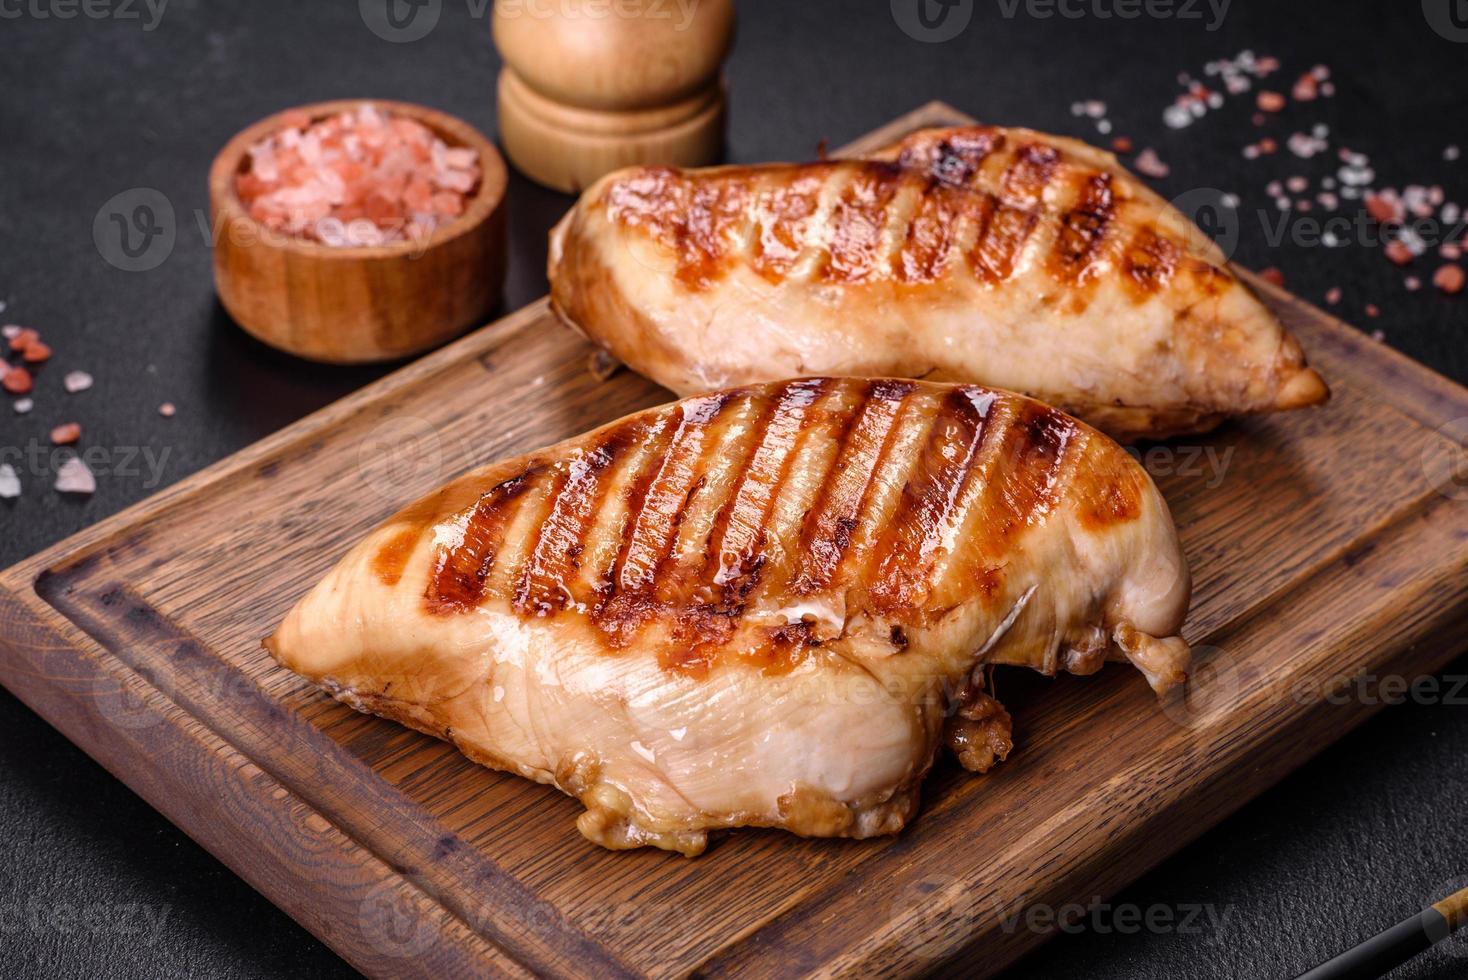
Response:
[822,163,907,283]
[372,526,421,586]
[591,392,735,644]
[514,421,643,616]
[428,469,540,613]
[1121,224,1180,297]
[867,388,996,614]
[1002,143,1060,209]
[791,380,915,595]
[702,379,828,606]
[896,129,1005,187]
[1052,172,1115,285]
[898,180,970,283]
[751,171,825,282]
[425,382,1147,676]
[969,203,1037,284]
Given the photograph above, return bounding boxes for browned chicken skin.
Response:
[548,125,1328,441]
[269,379,1190,854]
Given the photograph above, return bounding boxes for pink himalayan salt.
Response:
[55,457,96,495]
[236,103,480,247]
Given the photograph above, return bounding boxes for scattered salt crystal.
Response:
[1443,243,1463,261]
[0,464,19,499]
[1243,145,1260,160]
[13,397,31,414]
[1325,287,1342,305]
[1320,82,1335,97]
[1083,100,1107,119]
[1317,192,1339,210]
[1070,102,1085,116]
[1447,145,1462,162]
[63,370,93,393]
[1286,176,1309,193]
[1275,197,1291,212]
[1312,123,1330,139]
[1220,193,1241,209]
[159,402,176,418]
[1096,119,1112,135]
[1133,148,1170,179]
[1405,276,1422,291]
[1,325,20,340]
[1370,329,1385,341]
[55,457,96,495]
[1322,230,1341,247]
[1267,180,1283,197]
[1322,177,1336,189]
[1435,265,1466,295]
[0,300,7,314]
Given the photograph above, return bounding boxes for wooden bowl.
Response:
[209,100,508,364]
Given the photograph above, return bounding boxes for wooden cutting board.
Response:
[3,102,1467,979]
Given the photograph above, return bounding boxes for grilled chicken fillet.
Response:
[548,124,1328,441]
[268,379,1191,855]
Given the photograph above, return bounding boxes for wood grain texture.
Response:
[3,103,1468,979]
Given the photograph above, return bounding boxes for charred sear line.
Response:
[904,131,1003,188]
[791,380,912,595]
[1003,143,1060,208]
[867,388,994,614]
[1052,173,1115,284]
[513,423,637,617]
[823,163,908,283]
[1122,225,1180,296]
[427,469,539,614]
[590,392,738,643]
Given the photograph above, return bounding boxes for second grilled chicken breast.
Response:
[548,124,1328,441]
[269,379,1190,855]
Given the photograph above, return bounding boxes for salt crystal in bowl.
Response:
[209,100,508,363]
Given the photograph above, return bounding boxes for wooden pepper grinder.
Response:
[493,0,735,193]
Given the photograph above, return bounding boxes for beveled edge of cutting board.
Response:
[2,102,1468,979]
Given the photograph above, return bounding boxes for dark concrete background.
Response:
[2,1,1467,976]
